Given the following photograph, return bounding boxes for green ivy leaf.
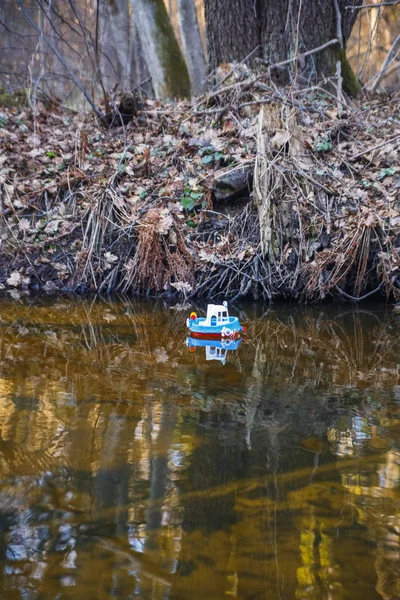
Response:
[377,167,398,181]
[181,196,196,210]
[316,139,332,153]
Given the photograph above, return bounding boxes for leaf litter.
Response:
[0,68,399,302]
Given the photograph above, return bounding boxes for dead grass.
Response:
[0,66,399,302]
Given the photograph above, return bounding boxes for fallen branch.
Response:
[351,133,400,159]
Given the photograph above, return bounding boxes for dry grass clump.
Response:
[126,208,194,295]
[0,62,399,302]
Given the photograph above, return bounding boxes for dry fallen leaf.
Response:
[104,252,118,269]
[270,130,291,150]
[7,271,21,287]
[156,209,173,235]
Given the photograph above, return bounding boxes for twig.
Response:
[195,75,258,107]
[336,61,344,118]
[347,1,400,8]
[351,133,400,159]
[369,34,400,91]
[256,39,339,69]
[16,0,105,123]
[333,0,343,48]
[335,283,382,301]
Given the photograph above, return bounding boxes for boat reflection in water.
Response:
[186,336,242,364]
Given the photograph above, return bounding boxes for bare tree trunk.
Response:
[259,0,362,94]
[130,0,191,98]
[203,0,362,94]
[176,0,206,94]
[203,0,259,72]
[104,0,133,90]
[129,10,151,91]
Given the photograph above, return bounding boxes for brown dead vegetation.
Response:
[0,66,399,302]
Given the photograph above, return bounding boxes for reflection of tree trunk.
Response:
[176,0,206,94]
[94,408,132,538]
[136,402,177,596]
[244,341,265,449]
[145,404,178,543]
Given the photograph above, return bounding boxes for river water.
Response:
[0,296,399,600]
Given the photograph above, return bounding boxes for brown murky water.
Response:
[0,297,400,599]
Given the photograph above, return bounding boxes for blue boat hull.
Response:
[186,337,242,350]
[187,316,242,337]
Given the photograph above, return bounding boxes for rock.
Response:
[43,281,58,292]
[188,138,212,150]
[213,166,253,201]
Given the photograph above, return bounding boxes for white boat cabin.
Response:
[204,302,230,327]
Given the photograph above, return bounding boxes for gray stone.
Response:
[213,166,253,201]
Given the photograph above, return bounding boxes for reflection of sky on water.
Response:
[0,299,399,598]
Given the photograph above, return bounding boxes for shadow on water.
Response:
[0,296,399,598]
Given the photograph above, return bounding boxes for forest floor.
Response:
[0,68,399,302]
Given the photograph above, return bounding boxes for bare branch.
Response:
[256,38,339,69]
[16,0,105,122]
[347,1,400,8]
[333,0,343,48]
[369,33,400,90]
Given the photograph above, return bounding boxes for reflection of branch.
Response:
[16,0,105,122]
[95,537,173,587]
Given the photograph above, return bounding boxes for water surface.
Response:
[0,297,399,599]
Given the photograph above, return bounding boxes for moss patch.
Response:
[151,0,190,99]
[336,48,362,97]
[0,89,28,108]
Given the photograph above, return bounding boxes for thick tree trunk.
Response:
[105,0,133,90]
[204,0,362,94]
[203,0,259,72]
[90,0,151,94]
[131,0,191,98]
[176,0,206,94]
[259,0,362,94]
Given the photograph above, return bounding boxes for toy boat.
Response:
[186,336,242,364]
[186,301,243,339]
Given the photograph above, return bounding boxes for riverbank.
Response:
[0,71,399,301]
